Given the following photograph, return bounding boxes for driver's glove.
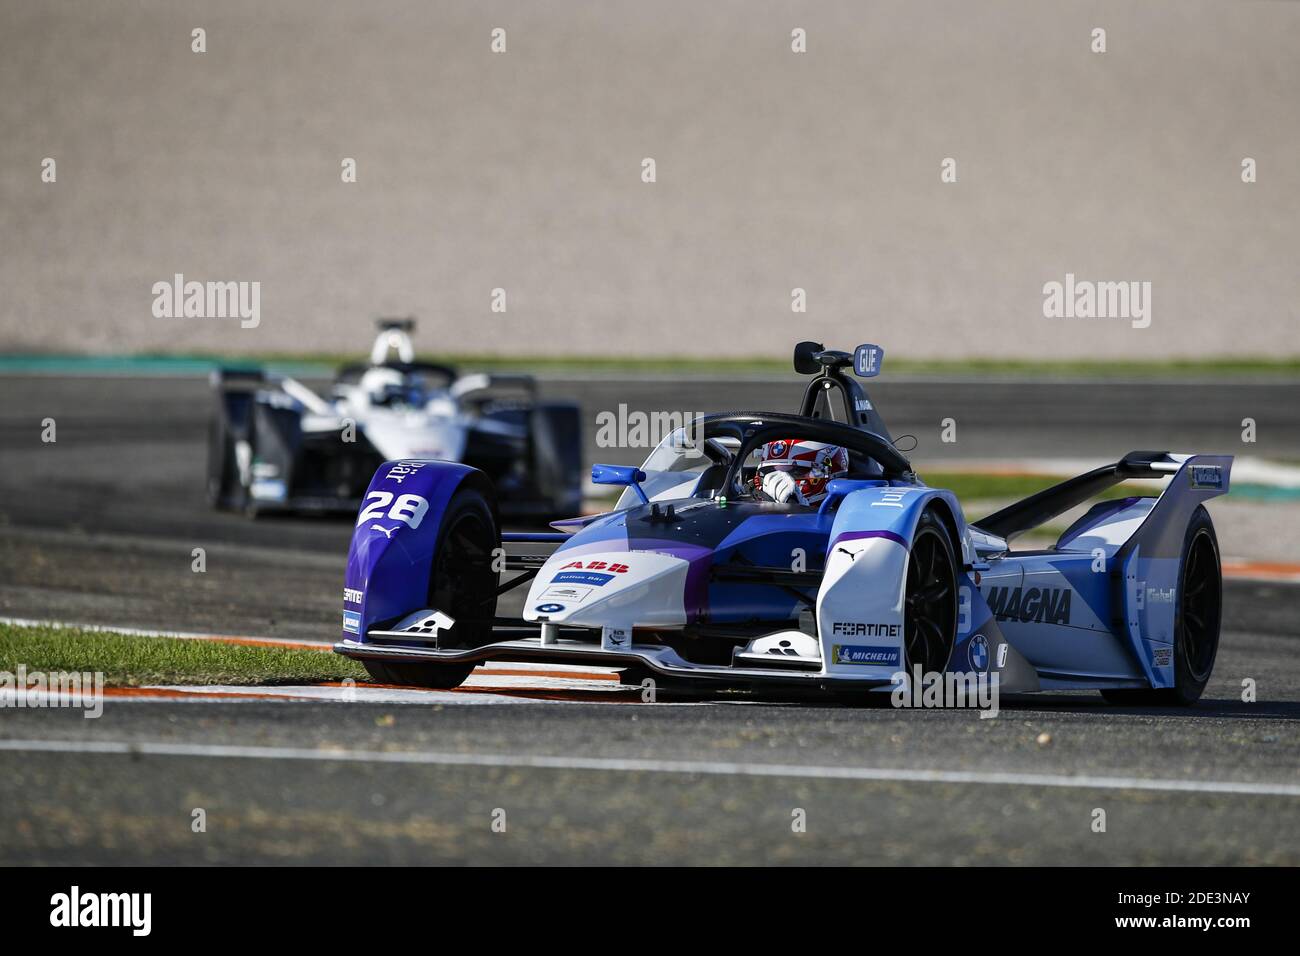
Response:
[761,470,807,504]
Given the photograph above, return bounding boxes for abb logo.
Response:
[559,560,630,573]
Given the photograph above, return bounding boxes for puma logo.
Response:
[371,524,397,539]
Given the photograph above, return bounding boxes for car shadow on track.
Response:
[646,686,1300,721]
[999,694,1300,722]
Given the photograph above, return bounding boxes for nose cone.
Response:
[523,551,690,627]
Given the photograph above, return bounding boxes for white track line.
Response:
[1,739,1297,797]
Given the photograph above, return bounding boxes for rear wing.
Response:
[211,366,339,417]
[209,367,265,391]
[975,452,1231,688]
[972,451,1222,541]
[370,320,417,365]
[450,373,537,403]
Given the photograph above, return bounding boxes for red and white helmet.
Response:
[754,439,849,503]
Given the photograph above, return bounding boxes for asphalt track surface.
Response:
[1,373,1298,864]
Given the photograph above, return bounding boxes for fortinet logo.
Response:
[49,886,152,936]
[831,622,901,638]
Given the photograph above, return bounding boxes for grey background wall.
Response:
[1,0,1296,359]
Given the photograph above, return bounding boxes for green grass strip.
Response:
[2,352,1298,379]
[0,623,366,687]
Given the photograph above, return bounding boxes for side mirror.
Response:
[591,464,649,504]
[793,340,825,375]
[853,344,885,378]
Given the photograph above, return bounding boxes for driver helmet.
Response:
[754,439,849,503]
[360,366,421,407]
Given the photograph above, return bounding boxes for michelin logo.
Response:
[832,644,901,666]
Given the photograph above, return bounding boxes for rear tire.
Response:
[1101,505,1221,707]
[362,486,499,690]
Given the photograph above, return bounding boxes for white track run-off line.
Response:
[0,739,1297,798]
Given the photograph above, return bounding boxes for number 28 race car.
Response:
[207,319,583,519]
[335,341,1230,705]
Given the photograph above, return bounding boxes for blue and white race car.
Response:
[335,342,1229,705]
[208,320,583,520]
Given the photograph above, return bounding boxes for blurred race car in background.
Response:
[207,319,583,519]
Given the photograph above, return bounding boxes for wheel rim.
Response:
[429,510,495,647]
[904,526,956,673]
[1179,528,1220,682]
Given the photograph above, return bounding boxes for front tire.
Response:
[1102,505,1221,707]
[207,413,247,511]
[362,486,499,690]
[903,510,959,676]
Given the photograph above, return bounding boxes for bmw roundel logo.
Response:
[769,440,788,458]
[968,633,989,671]
[536,603,565,614]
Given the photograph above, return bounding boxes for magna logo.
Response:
[984,586,1072,625]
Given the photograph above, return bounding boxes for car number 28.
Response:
[357,492,429,530]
